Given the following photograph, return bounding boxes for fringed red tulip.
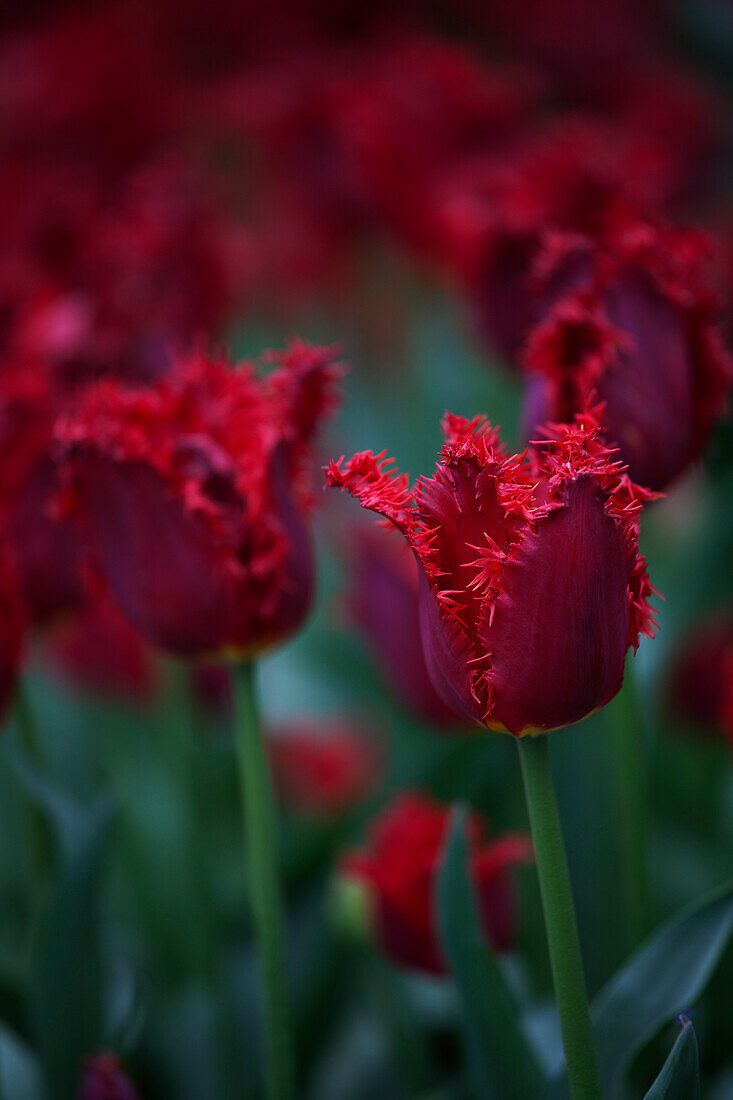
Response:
[269,721,382,816]
[349,526,462,725]
[57,341,341,658]
[522,220,732,491]
[328,406,657,736]
[81,1052,140,1100]
[341,793,531,974]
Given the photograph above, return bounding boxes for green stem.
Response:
[232,662,294,1100]
[607,670,646,952]
[517,735,601,1100]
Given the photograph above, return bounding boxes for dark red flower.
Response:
[435,120,662,363]
[43,593,156,703]
[269,721,382,816]
[0,358,86,623]
[80,1052,140,1100]
[328,406,657,736]
[0,542,23,723]
[667,616,733,741]
[349,525,462,725]
[341,792,531,974]
[57,342,341,658]
[521,220,732,491]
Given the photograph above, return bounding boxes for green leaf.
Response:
[0,1022,44,1100]
[548,878,733,1099]
[643,1016,700,1100]
[24,766,115,1100]
[436,805,543,1100]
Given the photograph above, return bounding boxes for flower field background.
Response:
[0,2,732,1098]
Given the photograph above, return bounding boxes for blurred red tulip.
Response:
[328,406,657,736]
[270,721,382,816]
[522,219,732,491]
[349,526,462,725]
[81,1052,140,1100]
[668,616,733,741]
[58,342,341,658]
[341,792,531,974]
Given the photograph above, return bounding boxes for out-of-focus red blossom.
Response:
[214,35,538,255]
[56,342,342,658]
[349,526,461,726]
[43,594,156,703]
[667,617,733,741]
[341,793,532,974]
[0,358,86,623]
[434,118,687,364]
[482,0,656,101]
[521,220,732,492]
[0,5,173,170]
[328,406,658,736]
[0,544,24,723]
[80,1052,140,1100]
[4,158,238,388]
[269,722,382,816]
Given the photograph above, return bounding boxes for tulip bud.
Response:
[340,793,531,974]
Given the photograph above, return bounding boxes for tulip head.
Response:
[58,341,341,659]
[340,792,531,974]
[328,406,657,736]
[522,221,732,491]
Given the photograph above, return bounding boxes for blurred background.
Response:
[0,1,732,1097]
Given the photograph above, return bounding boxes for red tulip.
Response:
[349,525,462,725]
[269,721,382,816]
[57,341,341,658]
[328,405,657,736]
[435,120,665,363]
[521,220,732,491]
[341,792,531,974]
[667,616,733,741]
[80,1052,140,1100]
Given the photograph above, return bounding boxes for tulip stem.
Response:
[232,661,294,1100]
[517,735,601,1100]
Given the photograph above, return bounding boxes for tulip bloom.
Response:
[328,406,657,736]
[522,220,732,491]
[269,721,382,816]
[341,793,531,974]
[57,341,341,658]
[81,1052,140,1100]
[349,526,462,725]
[667,616,733,741]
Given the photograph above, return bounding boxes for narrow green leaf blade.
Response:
[437,805,543,1100]
[547,879,733,1099]
[643,1017,700,1100]
[31,791,115,1100]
